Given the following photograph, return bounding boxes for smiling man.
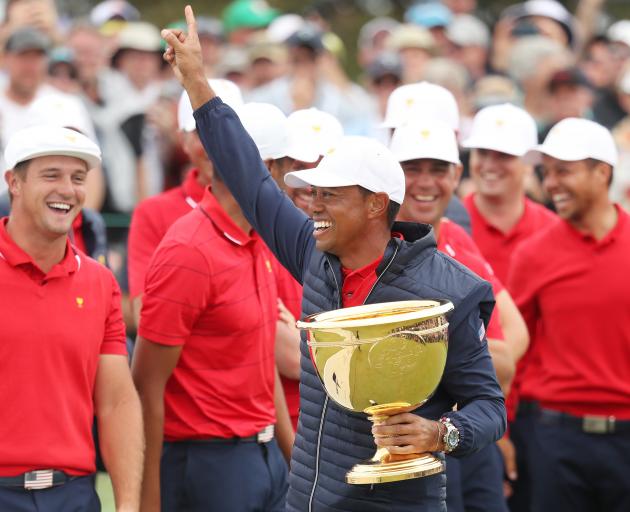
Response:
[0,126,143,512]
[391,119,528,512]
[509,118,630,512]
[160,8,505,511]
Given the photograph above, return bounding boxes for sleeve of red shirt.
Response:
[507,245,539,339]
[127,202,163,299]
[139,243,213,346]
[100,270,128,356]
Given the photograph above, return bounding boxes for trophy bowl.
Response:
[296,299,454,485]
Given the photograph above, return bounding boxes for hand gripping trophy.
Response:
[297,300,454,485]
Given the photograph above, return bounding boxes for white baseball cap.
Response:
[462,103,537,157]
[382,82,460,131]
[284,136,405,204]
[287,108,344,159]
[237,103,318,163]
[178,79,244,132]
[27,93,97,142]
[5,125,101,170]
[524,118,617,167]
[390,119,461,165]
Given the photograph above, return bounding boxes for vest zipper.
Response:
[307,246,399,511]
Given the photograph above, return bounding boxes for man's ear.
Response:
[5,170,20,198]
[368,192,389,220]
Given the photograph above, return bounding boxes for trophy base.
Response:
[346,449,444,485]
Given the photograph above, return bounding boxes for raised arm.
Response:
[161,6,314,281]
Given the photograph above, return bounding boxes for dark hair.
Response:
[586,158,613,187]
[13,159,30,176]
[358,186,401,228]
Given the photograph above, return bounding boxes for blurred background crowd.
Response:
[1,0,630,508]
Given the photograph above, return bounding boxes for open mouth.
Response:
[551,193,571,209]
[412,195,437,203]
[47,202,73,215]
[313,220,333,237]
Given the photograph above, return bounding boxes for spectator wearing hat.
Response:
[0,125,142,511]
[365,52,403,124]
[46,47,81,95]
[0,27,57,191]
[222,0,279,46]
[132,102,295,512]
[385,24,436,84]
[246,34,288,89]
[357,17,400,68]
[391,117,529,512]
[447,14,491,80]
[540,66,595,140]
[405,1,453,54]
[510,118,630,512]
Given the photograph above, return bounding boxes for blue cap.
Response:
[405,2,452,29]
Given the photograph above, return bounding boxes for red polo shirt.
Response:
[128,169,206,299]
[0,219,127,476]
[341,257,383,308]
[464,194,557,284]
[437,219,504,341]
[139,189,278,440]
[508,206,630,418]
[275,263,303,430]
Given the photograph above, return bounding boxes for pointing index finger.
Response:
[184,5,198,39]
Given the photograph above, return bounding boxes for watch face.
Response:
[447,428,459,449]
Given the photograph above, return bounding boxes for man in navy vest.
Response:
[160,8,506,511]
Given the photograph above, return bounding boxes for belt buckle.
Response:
[24,469,54,490]
[257,425,274,443]
[582,415,615,434]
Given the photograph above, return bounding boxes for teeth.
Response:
[552,194,569,202]
[314,221,332,229]
[413,195,437,201]
[48,202,71,211]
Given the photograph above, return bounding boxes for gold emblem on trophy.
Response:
[296,300,454,485]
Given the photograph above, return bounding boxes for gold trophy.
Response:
[296,299,454,485]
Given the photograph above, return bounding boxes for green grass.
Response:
[96,472,115,512]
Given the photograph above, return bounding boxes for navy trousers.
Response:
[506,403,536,512]
[446,443,508,512]
[161,438,288,512]
[528,417,630,512]
[0,475,99,512]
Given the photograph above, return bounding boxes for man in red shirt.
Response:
[127,78,243,323]
[0,126,142,511]
[462,103,556,510]
[132,103,302,511]
[462,103,556,284]
[390,118,529,512]
[509,118,630,512]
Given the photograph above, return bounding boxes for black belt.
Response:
[0,470,74,490]
[182,424,275,445]
[516,399,540,417]
[538,408,630,434]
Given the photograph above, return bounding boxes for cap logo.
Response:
[327,147,336,155]
[311,124,321,133]
[495,119,504,127]
[405,98,415,107]
[76,297,84,308]
[65,133,78,143]
[420,129,431,139]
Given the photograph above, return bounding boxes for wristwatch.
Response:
[439,417,460,453]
